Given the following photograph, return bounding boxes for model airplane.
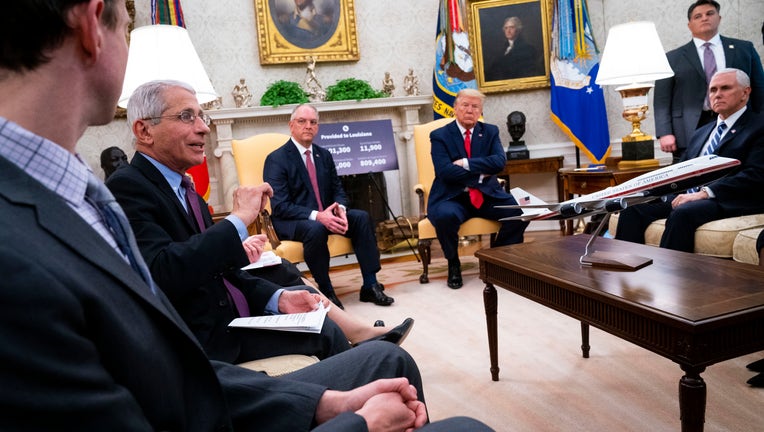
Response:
[503,154,741,222]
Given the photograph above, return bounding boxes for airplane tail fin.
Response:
[510,187,548,207]
[506,187,553,220]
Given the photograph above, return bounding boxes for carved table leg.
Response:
[483,282,499,381]
[580,321,590,358]
[418,239,431,284]
[679,364,707,432]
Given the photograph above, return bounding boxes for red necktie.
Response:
[181,176,250,317]
[464,130,484,209]
[305,149,324,211]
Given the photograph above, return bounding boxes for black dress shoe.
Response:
[325,292,344,310]
[373,320,385,327]
[746,358,764,372]
[359,283,394,306]
[747,372,764,387]
[447,263,463,289]
[354,318,414,347]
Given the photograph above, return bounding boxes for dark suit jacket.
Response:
[264,140,349,239]
[682,109,764,214]
[0,156,333,431]
[427,121,511,210]
[484,36,542,81]
[654,36,764,151]
[106,152,283,363]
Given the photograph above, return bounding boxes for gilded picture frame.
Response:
[468,0,551,93]
[255,0,360,65]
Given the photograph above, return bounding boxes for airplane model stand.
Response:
[579,213,652,271]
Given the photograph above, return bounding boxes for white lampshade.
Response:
[118,25,218,108]
[595,21,674,86]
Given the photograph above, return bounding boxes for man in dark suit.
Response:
[107,81,414,363]
[427,89,529,288]
[100,145,128,178]
[264,104,393,308]
[0,1,493,430]
[654,0,764,163]
[617,68,764,252]
[484,16,544,81]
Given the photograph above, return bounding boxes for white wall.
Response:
[79,0,764,213]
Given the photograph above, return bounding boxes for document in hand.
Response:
[240,250,283,270]
[228,302,330,334]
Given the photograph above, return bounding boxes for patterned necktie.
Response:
[464,130,484,209]
[703,121,727,155]
[690,121,727,193]
[181,176,250,317]
[703,42,717,110]
[305,149,324,211]
[85,173,157,295]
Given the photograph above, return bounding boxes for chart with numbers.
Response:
[314,119,399,176]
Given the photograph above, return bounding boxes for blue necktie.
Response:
[690,121,727,193]
[703,121,727,156]
[86,174,157,295]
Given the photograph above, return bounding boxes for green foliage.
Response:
[260,80,309,107]
[325,78,388,101]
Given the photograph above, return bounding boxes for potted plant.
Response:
[260,80,309,107]
[325,78,388,101]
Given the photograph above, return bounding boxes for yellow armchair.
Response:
[413,118,502,283]
[231,134,354,264]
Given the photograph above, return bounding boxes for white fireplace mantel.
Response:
[205,95,433,217]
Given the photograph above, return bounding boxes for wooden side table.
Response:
[559,164,658,235]
[498,156,565,232]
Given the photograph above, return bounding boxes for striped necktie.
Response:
[703,121,727,156]
[689,121,727,193]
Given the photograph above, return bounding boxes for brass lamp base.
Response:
[618,158,660,170]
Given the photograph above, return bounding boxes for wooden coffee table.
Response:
[476,235,764,432]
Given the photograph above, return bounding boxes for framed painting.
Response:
[468,0,552,93]
[255,0,360,65]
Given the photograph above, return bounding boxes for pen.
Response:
[573,165,606,172]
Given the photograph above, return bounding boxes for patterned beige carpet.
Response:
[327,255,479,296]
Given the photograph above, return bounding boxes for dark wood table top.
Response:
[477,235,764,365]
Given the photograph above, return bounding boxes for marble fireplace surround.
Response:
[206,95,433,217]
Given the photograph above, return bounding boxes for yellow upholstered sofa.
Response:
[609,213,764,264]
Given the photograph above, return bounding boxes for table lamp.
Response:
[118,25,218,108]
[595,21,674,169]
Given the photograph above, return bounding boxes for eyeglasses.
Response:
[145,110,211,126]
[294,118,318,126]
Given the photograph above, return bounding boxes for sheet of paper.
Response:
[228,302,329,334]
[241,250,283,270]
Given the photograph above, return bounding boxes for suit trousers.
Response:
[615,198,726,253]
[293,209,380,294]
[428,192,528,261]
